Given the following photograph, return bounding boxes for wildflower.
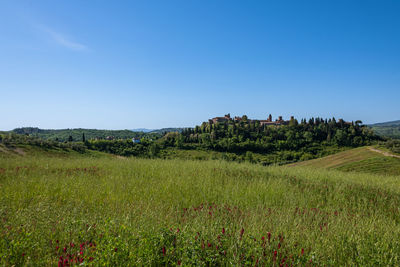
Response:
[114,248,118,252]
[177,261,181,265]
[267,232,271,242]
[208,242,212,248]
[162,247,166,256]
[301,248,304,256]
[63,247,67,253]
[273,250,277,261]
[278,243,281,249]
[22,253,25,257]
[240,228,244,239]
[222,228,225,234]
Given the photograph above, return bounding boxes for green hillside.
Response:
[11,127,162,142]
[1,148,400,265]
[291,146,400,175]
[370,120,400,139]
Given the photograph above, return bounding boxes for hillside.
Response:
[11,127,162,142]
[2,148,400,265]
[291,146,400,175]
[369,120,400,139]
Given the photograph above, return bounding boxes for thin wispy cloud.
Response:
[36,24,87,51]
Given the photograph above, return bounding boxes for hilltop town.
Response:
[209,114,294,126]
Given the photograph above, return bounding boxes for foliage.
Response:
[385,139,400,154]
[369,120,400,139]
[157,117,380,164]
[11,127,163,142]
[0,132,86,153]
[5,117,382,166]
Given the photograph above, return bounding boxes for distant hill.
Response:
[369,120,400,139]
[149,128,185,134]
[131,128,154,133]
[131,128,185,133]
[370,120,400,127]
[11,127,162,142]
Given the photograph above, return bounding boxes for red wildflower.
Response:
[278,243,281,249]
[208,242,212,248]
[114,248,118,252]
[273,250,277,261]
[63,247,67,252]
[301,248,304,256]
[267,232,271,242]
[177,260,181,265]
[222,228,225,234]
[162,247,166,256]
[240,228,244,239]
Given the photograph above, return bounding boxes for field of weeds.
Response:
[1,152,400,266]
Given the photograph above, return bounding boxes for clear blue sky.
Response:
[1,0,399,130]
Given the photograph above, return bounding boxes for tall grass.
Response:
[1,153,400,265]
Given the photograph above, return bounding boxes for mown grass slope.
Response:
[1,148,400,265]
[290,146,400,176]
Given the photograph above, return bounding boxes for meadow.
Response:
[1,147,400,266]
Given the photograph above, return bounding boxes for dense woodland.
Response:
[11,127,163,142]
[1,117,384,165]
[156,117,380,163]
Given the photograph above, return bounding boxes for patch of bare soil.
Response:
[13,148,26,156]
[368,147,400,159]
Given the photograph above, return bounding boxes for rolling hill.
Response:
[290,146,400,175]
[369,120,400,139]
[2,143,400,265]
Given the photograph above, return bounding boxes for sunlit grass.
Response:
[1,151,400,265]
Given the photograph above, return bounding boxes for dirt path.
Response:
[368,147,400,159]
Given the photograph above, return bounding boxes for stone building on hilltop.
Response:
[208,113,293,126]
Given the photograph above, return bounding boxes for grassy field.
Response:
[290,146,400,176]
[1,146,400,265]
